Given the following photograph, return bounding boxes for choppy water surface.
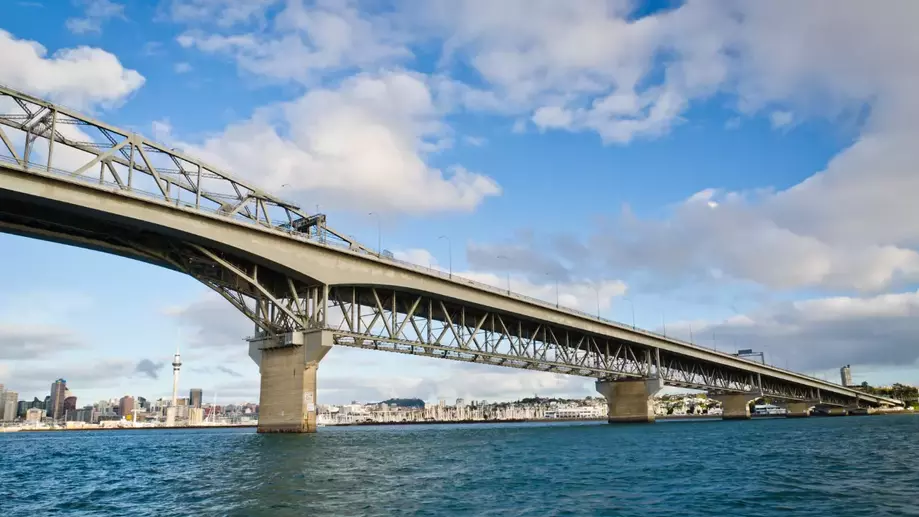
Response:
[2,415,918,516]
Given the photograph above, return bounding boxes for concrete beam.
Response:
[712,394,758,420]
[0,166,903,409]
[252,330,331,433]
[596,378,663,423]
[785,402,811,418]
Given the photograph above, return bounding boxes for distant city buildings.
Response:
[119,396,135,419]
[189,389,203,409]
[49,379,67,420]
[1,387,17,421]
[841,365,853,387]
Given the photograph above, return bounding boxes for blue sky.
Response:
[1,0,918,405]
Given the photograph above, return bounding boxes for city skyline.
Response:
[2,1,919,405]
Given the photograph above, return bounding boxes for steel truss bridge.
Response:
[0,84,902,409]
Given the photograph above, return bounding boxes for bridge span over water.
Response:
[0,85,903,432]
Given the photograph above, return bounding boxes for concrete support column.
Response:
[712,394,758,420]
[785,402,811,418]
[249,330,331,433]
[595,378,663,423]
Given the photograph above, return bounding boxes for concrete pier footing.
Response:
[712,394,758,420]
[249,330,331,433]
[785,402,811,418]
[595,378,663,423]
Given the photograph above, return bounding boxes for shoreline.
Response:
[4,410,911,434]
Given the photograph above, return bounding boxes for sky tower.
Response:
[171,346,182,406]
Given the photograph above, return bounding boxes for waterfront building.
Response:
[1,390,17,421]
[840,365,853,387]
[67,406,95,423]
[189,389,203,409]
[188,407,204,425]
[63,396,77,417]
[25,407,43,423]
[119,396,135,419]
[17,400,29,418]
[49,379,67,420]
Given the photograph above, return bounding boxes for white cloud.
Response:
[393,246,627,314]
[0,326,85,360]
[174,0,410,84]
[182,70,500,213]
[174,62,193,74]
[769,110,794,129]
[668,290,919,378]
[0,29,144,110]
[65,0,125,35]
[163,0,279,28]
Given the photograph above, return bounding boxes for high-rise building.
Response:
[17,400,29,419]
[119,396,135,420]
[189,389,203,409]
[49,379,67,420]
[840,365,853,387]
[63,396,77,420]
[1,390,17,421]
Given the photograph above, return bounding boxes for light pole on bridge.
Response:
[368,212,381,256]
[623,296,636,329]
[438,235,452,278]
[496,255,511,294]
[592,284,601,319]
[544,272,559,308]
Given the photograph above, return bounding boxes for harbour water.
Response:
[1,415,917,516]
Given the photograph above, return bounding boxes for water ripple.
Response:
[2,416,918,516]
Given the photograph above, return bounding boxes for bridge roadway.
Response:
[0,85,903,432]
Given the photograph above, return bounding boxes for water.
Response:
[2,416,918,516]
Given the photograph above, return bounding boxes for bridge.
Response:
[0,85,903,432]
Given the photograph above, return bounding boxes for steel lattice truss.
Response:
[0,84,370,253]
[326,286,850,403]
[0,84,896,408]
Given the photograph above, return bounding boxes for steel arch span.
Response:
[0,84,903,431]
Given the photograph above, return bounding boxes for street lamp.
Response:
[623,297,636,329]
[438,235,452,278]
[368,212,381,256]
[545,272,559,308]
[593,284,601,319]
[496,255,511,293]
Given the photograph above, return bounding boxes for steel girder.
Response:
[326,286,848,403]
[0,84,370,254]
[0,84,899,408]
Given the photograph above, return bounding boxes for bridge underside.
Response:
[0,80,901,433]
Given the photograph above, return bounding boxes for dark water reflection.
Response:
[2,416,918,516]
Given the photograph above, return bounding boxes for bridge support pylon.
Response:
[249,329,332,433]
[711,394,759,420]
[784,402,812,418]
[595,378,663,423]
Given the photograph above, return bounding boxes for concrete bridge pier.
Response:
[595,378,663,423]
[784,402,812,418]
[248,330,332,433]
[711,394,759,420]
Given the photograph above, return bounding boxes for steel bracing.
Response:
[323,286,855,405]
[0,84,369,253]
[0,84,902,409]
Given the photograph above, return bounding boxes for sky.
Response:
[1,0,918,406]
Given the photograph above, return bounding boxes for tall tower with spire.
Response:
[165,346,182,427]
[171,346,182,407]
